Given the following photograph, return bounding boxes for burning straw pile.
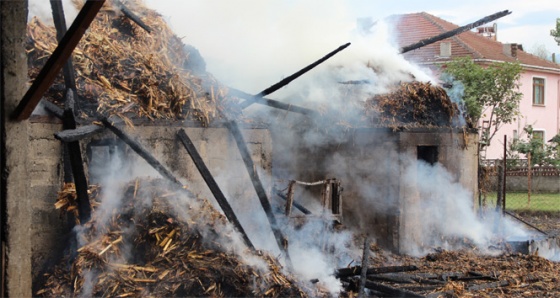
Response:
[27,0,232,125]
[40,178,307,297]
[364,81,462,128]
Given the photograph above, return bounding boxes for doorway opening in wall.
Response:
[417,146,439,165]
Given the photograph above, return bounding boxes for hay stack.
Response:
[364,81,462,128]
[27,0,234,125]
[40,178,308,297]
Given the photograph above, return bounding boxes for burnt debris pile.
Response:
[364,81,463,128]
[26,1,230,125]
[40,178,308,297]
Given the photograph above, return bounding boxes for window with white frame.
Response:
[532,77,545,105]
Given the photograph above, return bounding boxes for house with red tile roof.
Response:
[395,12,560,160]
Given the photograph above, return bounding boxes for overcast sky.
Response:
[345,0,560,53]
[28,0,560,92]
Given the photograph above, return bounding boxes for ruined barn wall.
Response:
[397,130,479,254]
[28,118,68,290]
[271,127,402,251]
[86,124,274,249]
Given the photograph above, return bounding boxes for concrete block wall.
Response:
[28,120,68,288]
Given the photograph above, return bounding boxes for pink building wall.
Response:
[483,69,560,159]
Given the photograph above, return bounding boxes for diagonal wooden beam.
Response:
[11,0,105,121]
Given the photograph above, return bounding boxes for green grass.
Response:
[484,192,560,211]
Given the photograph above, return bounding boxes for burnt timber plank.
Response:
[11,0,105,120]
[101,117,184,188]
[336,265,419,278]
[115,0,152,33]
[50,0,77,92]
[238,42,350,110]
[177,129,255,250]
[55,124,105,142]
[225,120,292,267]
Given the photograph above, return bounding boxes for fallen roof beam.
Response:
[42,100,64,119]
[114,0,152,33]
[400,10,511,54]
[336,265,419,279]
[11,0,105,120]
[274,190,312,215]
[55,124,105,142]
[101,117,185,189]
[239,42,351,110]
[225,120,292,268]
[229,88,318,116]
[177,129,255,251]
[364,281,425,298]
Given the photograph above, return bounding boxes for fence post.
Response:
[527,152,531,208]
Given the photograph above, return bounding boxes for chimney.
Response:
[440,42,451,57]
[503,43,518,58]
[493,23,498,41]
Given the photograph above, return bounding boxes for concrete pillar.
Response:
[1,1,33,296]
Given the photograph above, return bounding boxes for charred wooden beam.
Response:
[42,99,64,119]
[114,0,152,33]
[368,274,415,284]
[177,129,255,250]
[101,117,184,188]
[336,265,419,278]
[239,42,351,109]
[55,124,105,142]
[229,88,318,116]
[63,90,91,223]
[274,190,312,215]
[225,120,292,267]
[364,281,425,298]
[50,0,77,93]
[466,280,510,291]
[400,10,511,54]
[11,0,105,120]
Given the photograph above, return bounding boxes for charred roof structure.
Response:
[2,1,559,297]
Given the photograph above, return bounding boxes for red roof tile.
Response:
[395,12,560,71]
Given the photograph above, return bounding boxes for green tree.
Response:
[443,57,523,151]
[510,125,560,167]
[551,18,560,45]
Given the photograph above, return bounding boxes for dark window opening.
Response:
[417,146,439,165]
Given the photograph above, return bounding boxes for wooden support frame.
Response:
[11,0,105,120]
[62,90,91,223]
[177,129,255,250]
[225,120,292,267]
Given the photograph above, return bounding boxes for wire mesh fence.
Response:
[480,159,560,212]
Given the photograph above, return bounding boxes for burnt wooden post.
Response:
[11,0,105,120]
[502,135,507,212]
[225,120,292,267]
[496,164,504,214]
[50,0,77,92]
[358,235,371,298]
[177,129,255,250]
[229,88,318,116]
[238,42,351,110]
[63,90,91,223]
